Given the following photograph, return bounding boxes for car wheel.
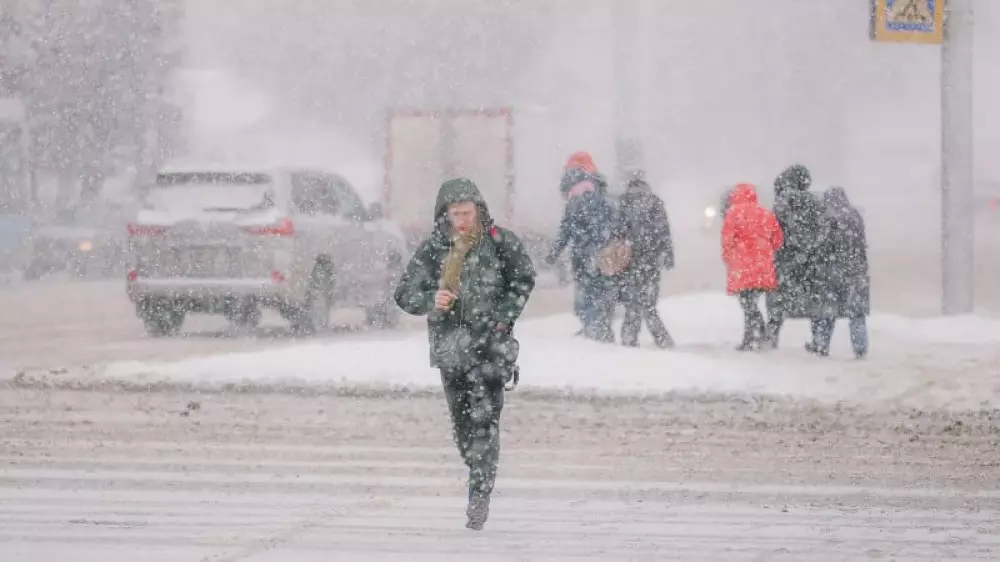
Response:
[227,302,262,331]
[289,263,335,335]
[139,300,185,337]
[23,261,44,281]
[70,256,89,278]
[364,256,402,330]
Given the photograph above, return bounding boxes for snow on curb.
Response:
[5,293,998,413]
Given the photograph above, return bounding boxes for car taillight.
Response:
[127,224,167,236]
[991,198,999,211]
[245,217,295,237]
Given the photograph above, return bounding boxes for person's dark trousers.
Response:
[621,273,673,348]
[765,309,784,349]
[848,316,869,358]
[807,317,831,356]
[572,280,586,333]
[440,365,505,497]
[737,290,767,351]
[810,315,869,358]
[568,261,589,335]
[579,273,614,342]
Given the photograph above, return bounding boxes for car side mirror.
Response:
[367,202,384,221]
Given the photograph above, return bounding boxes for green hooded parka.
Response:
[394,178,536,374]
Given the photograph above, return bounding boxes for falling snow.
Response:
[1,0,1000,558]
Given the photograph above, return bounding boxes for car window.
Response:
[312,178,343,217]
[149,172,275,214]
[292,174,330,216]
[325,175,366,220]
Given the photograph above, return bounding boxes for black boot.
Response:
[735,327,757,351]
[466,491,491,530]
[754,321,769,350]
[805,342,829,357]
[654,333,675,349]
[764,319,781,349]
[738,312,765,351]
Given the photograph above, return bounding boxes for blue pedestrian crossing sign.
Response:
[871,0,944,44]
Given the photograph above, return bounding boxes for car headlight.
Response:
[704,206,718,219]
[77,240,93,252]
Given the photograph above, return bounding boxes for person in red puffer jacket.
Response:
[721,183,784,351]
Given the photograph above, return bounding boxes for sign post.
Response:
[939,0,975,314]
[871,0,974,314]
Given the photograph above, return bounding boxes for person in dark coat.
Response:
[721,183,784,350]
[556,152,608,329]
[808,187,870,358]
[394,178,536,531]
[547,152,616,342]
[610,170,675,348]
[765,164,824,348]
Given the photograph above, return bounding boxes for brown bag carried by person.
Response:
[598,239,632,276]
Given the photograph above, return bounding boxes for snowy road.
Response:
[0,276,577,372]
[4,242,999,373]
[1,387,997,561]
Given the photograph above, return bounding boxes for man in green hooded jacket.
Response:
[394,177,536,531]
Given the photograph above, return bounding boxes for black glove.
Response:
[486,323,520,391]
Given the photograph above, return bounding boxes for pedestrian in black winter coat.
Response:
[808,187,871,358]
[765,164,825,347]
[610,171,675,348]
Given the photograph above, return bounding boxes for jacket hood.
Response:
[565,151,598,173]
[433,177,493,230]
[728,183,759,206]
[626,179,651,193]
[561,167,608,197]
[625,168,650,192]
[774,164,812,194]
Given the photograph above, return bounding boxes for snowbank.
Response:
[10,294,1000,412]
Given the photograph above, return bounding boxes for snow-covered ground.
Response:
[2,386,998,561]
[13,292,1000,412]
[4,290,998,560]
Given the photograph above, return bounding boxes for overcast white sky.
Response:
[177,0,1000,237]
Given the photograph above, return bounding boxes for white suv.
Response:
[126,167,407,336]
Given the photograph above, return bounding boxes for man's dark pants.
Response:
[738,290,767,346]
[810,315,869,357]
[620,270,672,347]
[440,364,506,496]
